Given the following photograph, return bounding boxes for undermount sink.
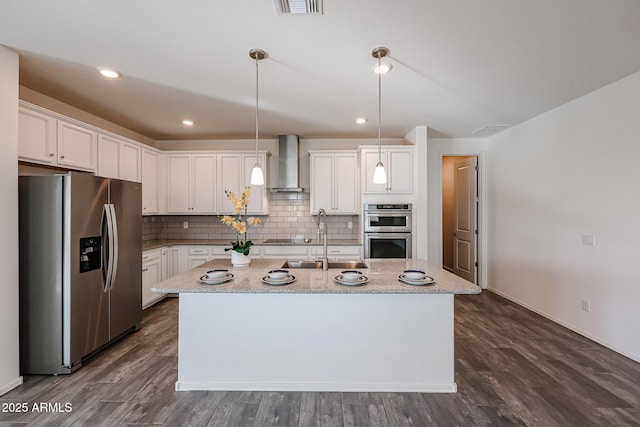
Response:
[281,260,368,269]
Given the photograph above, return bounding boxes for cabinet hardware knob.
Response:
[60,155,65,159]
[49,153,54,157]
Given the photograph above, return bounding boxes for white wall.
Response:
[487,71,640,362]
[0,46,22,395]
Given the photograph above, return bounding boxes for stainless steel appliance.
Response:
[19,172,142,374]
[364,203,412,258]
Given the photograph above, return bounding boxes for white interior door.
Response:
[453,157,477,283]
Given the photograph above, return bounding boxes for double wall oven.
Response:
[364,204,412,258]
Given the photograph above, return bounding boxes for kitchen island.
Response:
[152,258,479,393]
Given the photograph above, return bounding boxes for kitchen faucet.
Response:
[317,208,328,270]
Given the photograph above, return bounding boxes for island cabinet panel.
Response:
[309,151,359,215]
[176,292,455,392]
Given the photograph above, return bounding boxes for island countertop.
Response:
[151,258,480,295]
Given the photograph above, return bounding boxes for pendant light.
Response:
[249,49,266,185]
[372,47,388,185]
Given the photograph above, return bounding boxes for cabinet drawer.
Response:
[142,249,162,262]
[327,246,361,256]
[189,247,210,255]
[210,246,229,255]
[261,246,309,257]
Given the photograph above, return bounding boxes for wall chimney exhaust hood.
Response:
[271,135,304,193]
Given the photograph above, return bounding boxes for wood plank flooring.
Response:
[1,291,639,426]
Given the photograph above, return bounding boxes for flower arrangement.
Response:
[220,187,261,255]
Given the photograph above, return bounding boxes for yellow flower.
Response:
[247,217,261,226]
[232,221,247,235]
[220,215,235,225]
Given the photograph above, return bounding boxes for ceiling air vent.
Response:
[273,0,323,15]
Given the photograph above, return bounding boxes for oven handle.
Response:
[364,232,412,239]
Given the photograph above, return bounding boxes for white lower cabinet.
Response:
[261,245,312,260]
[142,249,164,309]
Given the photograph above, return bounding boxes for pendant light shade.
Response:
[249,48,266,186]
[372,46,388,185]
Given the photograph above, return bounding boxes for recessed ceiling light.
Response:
[182,119,194,126]
[373,62,392,74]
[355,118,367,124]
[96,66,121,79]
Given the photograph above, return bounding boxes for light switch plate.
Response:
[582,234,595,246]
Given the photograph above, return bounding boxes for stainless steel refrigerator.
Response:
[19,172,142,374]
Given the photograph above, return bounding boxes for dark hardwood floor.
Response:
[1,291,639,426]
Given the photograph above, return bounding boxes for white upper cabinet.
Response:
[97,134,120,179]
[361,146,413,194]
[19,103,97,172]
[242,153,268,214]
[167,153,217,214]
[119,140,142,182]
[167,154,193,213]
[18,106,57,164]
[56,120,97,172]
[191,154,217,213]
[216,154,241,214]
[309,151,359,214]
[142,149,159,214]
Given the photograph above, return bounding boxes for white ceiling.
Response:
[2,0,640,141]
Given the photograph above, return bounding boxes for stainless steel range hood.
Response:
[271,135,304,193]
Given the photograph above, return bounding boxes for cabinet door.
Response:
[334,153,358,213]
[161,249,169,281]
[18,107,57,164]
[142,254,162,309]
[217,154,241,214]
[167,247,184,277]
[362,150,388,193]
[167,155,191,213]
[310,153,334,213]
[192,155,217,213]
[120,140,142,182]
[388,149,413,193]
[97,134,120,179]
[242,154,266,214]
[57,120,97,172]
[142,150,159,214]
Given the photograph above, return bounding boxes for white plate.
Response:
[262,275,296,286]
[398,274,435,286]
[334,275,369,286]
[199,273,234,285]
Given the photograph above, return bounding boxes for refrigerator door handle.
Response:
[101,204,115,292]
[108,204,119,291]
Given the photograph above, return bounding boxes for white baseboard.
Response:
[175,381,457,393]
[488,287,640,363]
[0,376,23,396]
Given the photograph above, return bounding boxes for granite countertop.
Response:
[151,258,481,295]
[143,239,362,251]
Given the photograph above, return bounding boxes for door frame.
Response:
[436,151,487,288]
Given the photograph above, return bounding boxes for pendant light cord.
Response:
[377,52,382,163]
[255,54,259,161]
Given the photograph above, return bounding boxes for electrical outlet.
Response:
[347,221,353,229]
[183,221,188,229]
[582,234,595,246]
[581,299,591,312]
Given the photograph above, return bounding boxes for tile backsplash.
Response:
[143,192,360,242]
